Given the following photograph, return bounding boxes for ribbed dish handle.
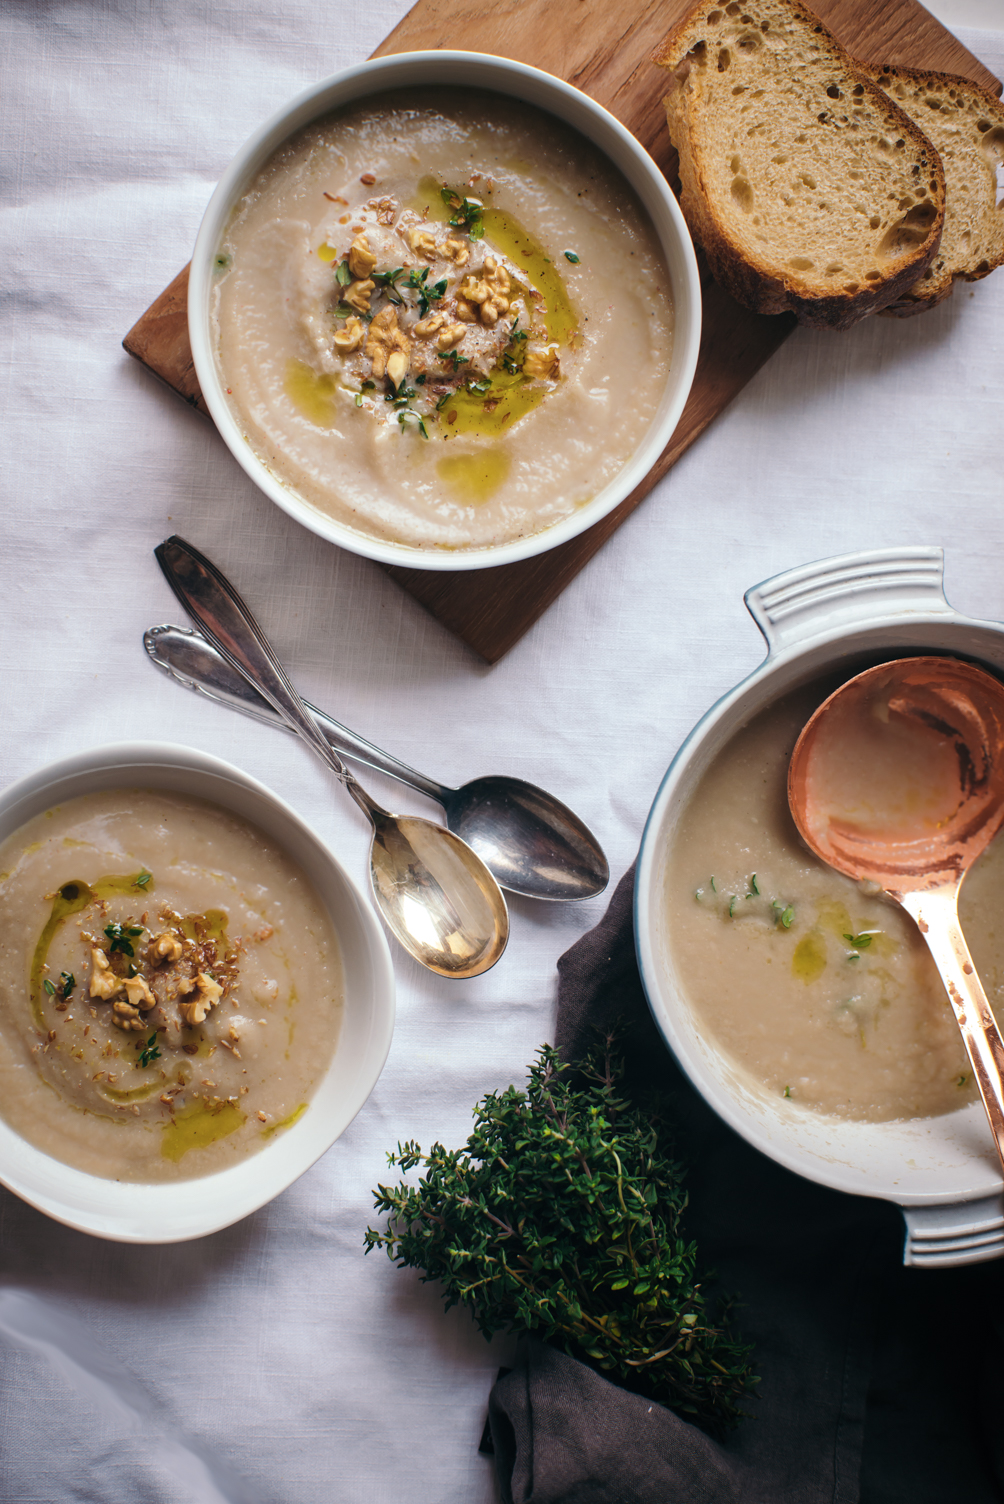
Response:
[745,547,950,656]
[902,1198,1004,1267]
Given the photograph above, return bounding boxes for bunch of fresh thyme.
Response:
[366,1040,757,1430]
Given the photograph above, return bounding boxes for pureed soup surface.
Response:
[0,791,343,1182]
[213,88,675,550]
[666,680,1004,1123]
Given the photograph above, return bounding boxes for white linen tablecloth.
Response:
[1,4,1002,1499]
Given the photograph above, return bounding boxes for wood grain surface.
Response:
[123,0,1000,662]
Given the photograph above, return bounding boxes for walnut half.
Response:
[365,306,411,382]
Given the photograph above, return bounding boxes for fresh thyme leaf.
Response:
[58,971,75,1000]
[958,1073,969,1087]
[366,1039,757,1429]
[134,869,152,889]
[138,1032,162,1069]
[441,186,484,239]
[371,267,406,306]
[361,380,375,391]
[783,1085,792,1099]
[564,249,580,263]
[435,391,453,411]
[710,876,717,893]
[397,410,429,439]
[749,874,759,895]
[728,895,737,918]
[465,377,491,395]
[842,933,873,949]
[104,922,144,958]
[355,392,364,406]
[415,373,427,385]
[334,301,370,322]
[441,349,470,372]
[43,978,56,996]
[335,260,352,287]
[779,905,794,930]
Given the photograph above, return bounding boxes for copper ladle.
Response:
[788,656,1004,1172]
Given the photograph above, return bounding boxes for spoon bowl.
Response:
[789,655,1004,1172]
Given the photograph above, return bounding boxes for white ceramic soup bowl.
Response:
[0,743,395,1243]
[636,546,1004,1269]
[188,50,702,570]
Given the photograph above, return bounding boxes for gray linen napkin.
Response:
[488,869,1004,1504]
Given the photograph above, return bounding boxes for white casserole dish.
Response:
[0,743,395,1243]
[636,546,1004,1268]
[188,50,702,570]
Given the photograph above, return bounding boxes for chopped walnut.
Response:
[454,297,477,323]
[443,237,470,266]
[376,197,397,225]
[150,932,183,963]
[408,226,438,259]
[333,315,365,354]
[524,345,560,380]
[365,305,411,381]
[89,948,123,1000]
[386,350,410,389]
[459,258,511,326]
[436,322,467,353]
[414,312,445,338]
[343,278,375,313]
[112,998,145,1031]
[124,974,156,1011]
[348,233,377,279]
[179,971,224,1028]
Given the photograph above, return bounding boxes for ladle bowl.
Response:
[788,656,1004,1173]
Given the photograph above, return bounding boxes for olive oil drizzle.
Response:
[261,1101,308,1138]
[29,874,155,1029]
[161,1098,246,1162]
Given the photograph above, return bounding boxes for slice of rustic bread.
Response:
[863,65,1004,317]
[653,0,946,330]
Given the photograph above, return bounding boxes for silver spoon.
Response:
[154,536,508,979]
[143,624,609,903]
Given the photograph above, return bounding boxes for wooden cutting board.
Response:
[124,0,1000,662]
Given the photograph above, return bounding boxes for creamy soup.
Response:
[666,680,1004,1122]
[0,791,343,1182]
[213,89,674,550]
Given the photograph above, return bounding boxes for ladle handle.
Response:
[901,884,1004,1172]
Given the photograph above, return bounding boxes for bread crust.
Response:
[653,0,947,330]
[864,64,1004,317]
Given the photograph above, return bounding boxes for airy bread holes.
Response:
[879,199,939,257]
[731,177,754,211]
[718,47,731,71]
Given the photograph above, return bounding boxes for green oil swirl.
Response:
[286,359,341,427]
[161,1099,246,1162]
[261,1102,308,1139]
[29,873,155,1028]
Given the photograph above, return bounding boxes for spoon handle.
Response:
[143,624,448,804]
[901,884,1004,1171]
[154,536,355,789]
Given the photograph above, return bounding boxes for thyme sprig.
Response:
[441,186,484,240]
[103,922,144,958]
[138,1032,161,1069]
[366,1040,757,1429]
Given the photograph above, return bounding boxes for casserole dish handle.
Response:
[902,1197,1004,1267]
[745,546,950,656]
